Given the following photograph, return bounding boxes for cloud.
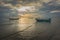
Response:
[0,0,60,11]
[50,10,60,13]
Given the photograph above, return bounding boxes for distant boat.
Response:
[36,18,51,22]
[9,17,19,20]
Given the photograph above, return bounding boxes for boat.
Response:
[9,17,19,20]
[36,18,51,22]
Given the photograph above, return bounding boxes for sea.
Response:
[0,12,60,40]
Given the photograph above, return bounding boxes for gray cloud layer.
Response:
[0,0,60,13]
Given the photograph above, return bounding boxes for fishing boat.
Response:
[36,18,51,22]
[9,17,19,20]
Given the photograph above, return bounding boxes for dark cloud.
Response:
[37,0,60,13]
[0,0,41,5]
[0,0,60,12]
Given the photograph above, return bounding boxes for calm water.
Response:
[0,13,60,40]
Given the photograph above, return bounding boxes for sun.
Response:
[16,6,35,12]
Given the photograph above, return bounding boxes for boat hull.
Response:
[36,18,51,23]
[9,17,19,20]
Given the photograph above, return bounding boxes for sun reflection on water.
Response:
[17,16,36,31]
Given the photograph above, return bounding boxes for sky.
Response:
[0,0,60,7]
[0,0,60,13]
[0,0,60,23]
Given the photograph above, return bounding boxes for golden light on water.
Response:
[17,14,36,31]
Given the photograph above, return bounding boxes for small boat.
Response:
[9,17,19,20]
[36,18,51,22]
